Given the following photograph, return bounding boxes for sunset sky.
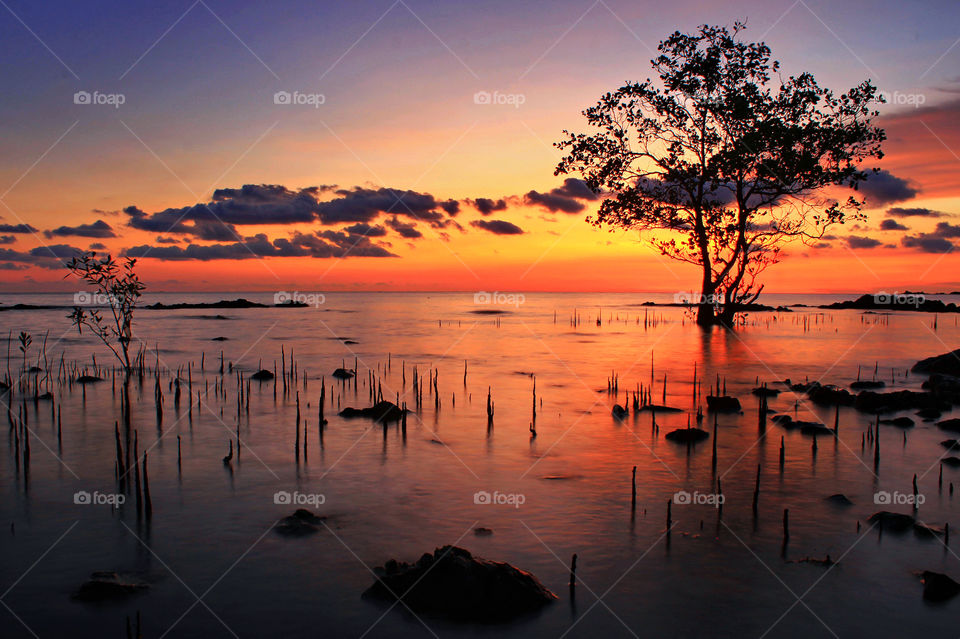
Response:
[1,0,959,293]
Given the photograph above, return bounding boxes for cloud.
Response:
[341,222,387,237]
[124,230,396,261]
[0,244,83,269]
[879,219,908,231]
[0,235,14,245]
[0,223,38,233]
[901,235,955,253]
[88,242,107,250]
[470,197,508,216]
[934,222,960,238]
[43,219,116,239]
[156,236,181,244]
[886,206,949,218]
[0,262,29,270]
[386,217,422,239]
[846,235,883,249]
[855,170,918,207]
[524,178,599,214]
[470,219,524,235]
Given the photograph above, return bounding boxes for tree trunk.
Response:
[696,302,715,326]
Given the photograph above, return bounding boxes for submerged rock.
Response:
[825,494,853,506]
[751,386,780,397]
[855,390,946,414]
[807,383,855,406]
[868,511,916,532]
[664,427,709,443]
[913,349,960,377]
[850,380,885,390]
[73,572,147,602]
[332,368,356,380]
[274,509,326,537]
[611,404,628,419]
[940,439,960,450]
[636,404,684,413]
[937,418,960,433]
[474,527,493,536]
[250,369,274,381]
[339,401,407,422]
[362,545,556,622]
[76,375,103,384]
[706,395,741,412]
[921,571,960,602]
[940,456,960,467]
[879,416,915,428]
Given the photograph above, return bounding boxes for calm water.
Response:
[2,292,960,638]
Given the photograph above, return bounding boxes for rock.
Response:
[339,401,407,422]
[855,390,946,414]
[635,404,684,413]
[362,546,556,622]
[274,509,326,537]
[913,349,960,377]
[792,555,836,567]
[807,384,855,406]
[921,374,960,403]
[937,418,960,433]
[771,414,794,425]
[879,416,915,428]
[850,380,885,390]
[921,571,960,601]
[751,387,780,397]
[474,527,493,536]
[611,404,629,419]
[914,522,947,538]
[940,456,960,467]
[332,368,356,380]
[211,336,229,341]
[664,427,709,443]
[250,369,274,381]
[940,439,960,450]
[825,494,853,506]
[76,375,103,384]
[707,396,741,412]
[917,408,943,421]
[868,511,916,532]
[800,423,834,436]
[73,571,147,602]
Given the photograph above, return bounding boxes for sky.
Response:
[1,0,959,294]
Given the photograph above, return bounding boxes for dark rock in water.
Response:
[611,404,628,419]
[879,416,915,428]
[339,401,407,422]
[922,373,960,403]
[913,349,960,377]
[36,391,54,400]
[665,427,709,443]
[211,336,229,341]
[938,418,960,433]
[822,294,959,314]
[792,555,836,567]
[855,390,945,414]
[917,408,943,421]
[940,439,960,450]
[73,571,147,602]
[250,369,274,381]
[751,387,780,397]
[799,422,834,436]
[332,368,356,380]
[825,494,853,506]
[868,511,916,532]
[274,509,326,537]
[914,522,947,538]
[921,571,960,602]
[474,527,493,536]
[771,414,794,425]
[807,383,855,406]
[940,456,960,467]
[850,380,885,390]
[707,395,741,412]
[362,545,556,622]
[636,404,684,413]
[76,375,103,384]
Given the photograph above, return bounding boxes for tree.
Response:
[66,252,145,372]
[555,22,885,326]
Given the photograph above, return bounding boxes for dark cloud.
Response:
[886,207,949,218]
[0,244,83,269]
[470,219,524,235]
[846,235,883,249]
[901,235,955,253]
[856,170,918,207]
[0,235,14,244]
[341,223,387,237]
[386,217,422,239]
[0,262,29,270]
[879,219,908,231]
[43,219,116,239]
[124,231,395,261]
[933,222,960,237]
[0,223,38,233]
[440,199,460,216]
[525,179,598,214]
[471,197,508,216]
[88,242,107,250]
[156,236,181,244]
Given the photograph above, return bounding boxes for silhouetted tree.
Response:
[556,23,885,326]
